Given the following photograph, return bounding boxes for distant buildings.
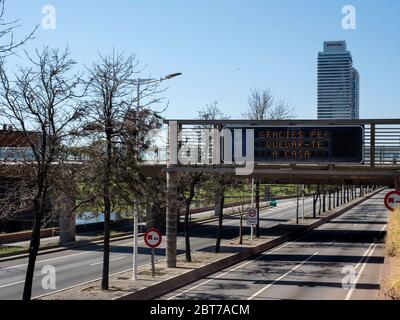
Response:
[0,125,36,161]
[317,41,359,119]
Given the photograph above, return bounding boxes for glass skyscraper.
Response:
[317,41,359,119]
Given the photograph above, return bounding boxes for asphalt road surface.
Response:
[161,190,388,300]
[0,196,315,300]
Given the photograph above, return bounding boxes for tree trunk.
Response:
[318,191,322,215]
[184,201,191,262]
[328,190,331,210]
[255,179,260,238]
[337,188,340,207]
[239,205,243,245]
[296,188,299,224]
[214,183,225,253]
[22,184,46,301]
[102,193,111,290]
[101,130,112,290]
[313,194,316,218]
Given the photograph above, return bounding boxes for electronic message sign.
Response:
[224,126,364,163]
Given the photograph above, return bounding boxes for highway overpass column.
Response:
[58,194,76,245]
[166,171,178,268]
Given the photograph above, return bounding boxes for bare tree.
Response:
[243,87,295,237]
[243,87,294,120]
[0,47,84,300]
[270,98,295,120]
[243,88,274,120]
[0,0,37,58]
[81,51,163,290]
[176,172,203,262]
[197,103,232,252]
[198,101,230,121]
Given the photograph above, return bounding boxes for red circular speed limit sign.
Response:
[144,228,162,248]
[384,191,400,211]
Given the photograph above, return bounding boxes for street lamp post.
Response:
[131,72,181,281]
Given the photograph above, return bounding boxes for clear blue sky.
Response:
[4,0,400,119]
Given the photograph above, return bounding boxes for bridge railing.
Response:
[161,119,400,168]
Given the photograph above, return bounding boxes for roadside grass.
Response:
[0,246,26,255]
[385,208,400,299]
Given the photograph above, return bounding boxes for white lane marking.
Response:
[167,193,383,300]
[247,252,319,300]
[166,239,299,300]
[329,240,336,245]
[0,279,30,289]
[354,224,386,270]
[345,224,386,300]
[0,251,96,271]
[353,224,358,228]
[89,256,127,266]
[345,244,377,300]
[1,201,301,280]
[0,241,136,271]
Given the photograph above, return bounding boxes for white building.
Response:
[317,41,359,119]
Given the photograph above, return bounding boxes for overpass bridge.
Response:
[2,118,400,185]
[161,118,400,267]
[161,118,400,186]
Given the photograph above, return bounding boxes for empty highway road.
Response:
[161,190,388,300]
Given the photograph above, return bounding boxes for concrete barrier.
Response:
[0,228,58,245]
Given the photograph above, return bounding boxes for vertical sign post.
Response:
[247,207,257,241]
[144,228,162,278]
[151,248,155,277]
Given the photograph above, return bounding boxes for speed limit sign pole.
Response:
[247,207,257,242]
[144,228,162,278]
[151,248,155,277]
[251,179,255,241]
